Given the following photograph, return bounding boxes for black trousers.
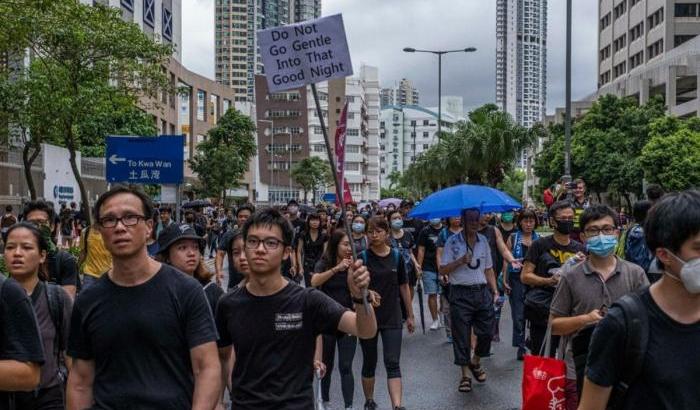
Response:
[360,327,403,379]
[449,285,494,366]
[525,304,559,356]
[321,333,357,407]
[13,384,64,410]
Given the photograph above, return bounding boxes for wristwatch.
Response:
[351,294,367,305]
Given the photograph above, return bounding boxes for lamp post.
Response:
[403,47,476,139]
[259,119,274,203]
[563,0,572,183]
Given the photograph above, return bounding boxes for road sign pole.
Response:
[175,184,182,223]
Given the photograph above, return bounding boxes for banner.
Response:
[257,14,353,92]
[342,178,354,205]
[334,101,349,205]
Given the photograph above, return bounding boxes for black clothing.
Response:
[0,277,45,410]
[390,231,416,287]
[218,230,244,289]
[479,225,500,273]
[321,334,357,407]
[586,289,700,410]
[215,283,347,410]
[364,248,407,329]
[13,384,63,410]
[203,282,224,318]
[47,250,79,288]
[67,265,218,409]
[360,327,403,379]
[300,231,327,287]
[402,218,424,237]
[450,285,495,365]
[30,282,72,389]
[314,259,352,309]
[417,225,442,273]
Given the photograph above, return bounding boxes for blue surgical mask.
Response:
[391,220,404,230]
[430,218,441,226]
[586,234,618,256]
[352,223,365,233]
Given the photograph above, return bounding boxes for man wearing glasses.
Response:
[215,208,376,410]
[549,205,648,410]
[66,184,221,410]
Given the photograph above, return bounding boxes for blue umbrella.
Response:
[409,184,522,220]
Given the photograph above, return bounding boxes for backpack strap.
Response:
[608,292,649,409]
[45,283,65,358]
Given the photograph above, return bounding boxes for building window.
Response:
[345,162,361,171]
[346,145,360,153]
[197,90,205,121]
[647,7,664,31]
[423,131,429,138]
[647,38,664,60]
[613,1,627,20]
[162,6,173,41]
[600,12,611,30]
[423,120,429,126]
[599,70,611,86]
[629,22,644,42]
[630,0,642,7]
[613,61,627,78]
[143,0,155,28]
[347,129,359,136]
[613,34,627,52]
[675,34,697,47]
[629,51,644,69]
[599,45,611,61]
[121,0,134,12]
[675,3,699,17]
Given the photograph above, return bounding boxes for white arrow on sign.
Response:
[109,154,126,165]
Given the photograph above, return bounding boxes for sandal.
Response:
[468,362,487,383]
[458,376,472,393]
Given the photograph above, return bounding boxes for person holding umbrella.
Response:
[439,208,499,394]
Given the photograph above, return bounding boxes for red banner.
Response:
[334,101,349,205]
[342,178,353,204]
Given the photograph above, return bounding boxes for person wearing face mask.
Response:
[579,190,700,410]
[548,205,648,410]
[418,217,446,330]
[521,201,586,357]
[387,210,421,316]
[350,214,369,254]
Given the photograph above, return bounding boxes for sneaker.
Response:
[430,320,440,331]
[364,399,377,410]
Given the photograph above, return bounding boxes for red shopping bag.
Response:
[522,354,566,410]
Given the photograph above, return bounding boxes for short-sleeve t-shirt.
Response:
[313,259,352,309]
[417,225,442,273]
[524,236,586,278]
[441,233,493,286]
[30,282,73,389]
[0,277,45,409]
[364,248,407,329]
[215,283,347,410]
[47,250,79,287]
[67,265,218,409]
[586,289,700,410]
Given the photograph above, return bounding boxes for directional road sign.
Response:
[106,135,185,184]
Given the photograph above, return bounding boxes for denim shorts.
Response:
[421,270,441,295]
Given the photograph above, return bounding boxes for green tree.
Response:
[497,169,526,202]
[640,119,700,191]
[0,0,174,223]
[291,156,332,204]
[189,108,257,201]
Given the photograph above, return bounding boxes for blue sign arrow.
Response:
[106,135,185,184]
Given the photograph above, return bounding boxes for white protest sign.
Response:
[257,14,353,93]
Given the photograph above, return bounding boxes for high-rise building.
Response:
[596,1,700,117]
[307,65,381,201]
[380,78,420,107]
[495,0,547,168]
[215,0,320,103]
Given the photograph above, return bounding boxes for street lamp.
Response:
[403,47,477,139]
[258,119,274,203]
[563,0,572,183]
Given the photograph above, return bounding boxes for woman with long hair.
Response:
[157,223,224,314]
[4,222,73,409]
[227,229,249,289]
[350,214,369,254]
[311,229,357,410]
[296,213,328,288]
[359,216,415,410]
[504,208,540,360]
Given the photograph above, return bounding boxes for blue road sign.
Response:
[106,135,185,184]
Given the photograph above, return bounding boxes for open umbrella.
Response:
[409,184,521,220]
[181,199,213,209]
[378,198,402,209]
[416,279,426,334]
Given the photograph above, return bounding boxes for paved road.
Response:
[207,256,522,410]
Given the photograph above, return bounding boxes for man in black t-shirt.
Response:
[579,190,700,410]
[0,276,45,405]
[215,208,377,410]
[216,204,255,288]
[66,184,221,409]
[521,201,586,356]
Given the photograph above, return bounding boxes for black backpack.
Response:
[605,292,650,410]
[45,283,68,386]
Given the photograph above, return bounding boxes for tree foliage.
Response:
[640,117,700,191]
[189,108,257,201]
[291,156,333,204]
[0,0,174,223]
[497,169,526,203]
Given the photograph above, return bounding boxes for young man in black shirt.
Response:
[66,184,221,409]
[579,190,700,410]
[215,208,377,410]
[216,204,254,288]
[0,275,45,406]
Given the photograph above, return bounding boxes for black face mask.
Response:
[555,220,574,235]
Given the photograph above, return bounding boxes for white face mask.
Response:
[666,250,700,294]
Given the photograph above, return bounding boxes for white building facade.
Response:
[496,0,547,168]
[307,65,381,201]
[378,105,458,188]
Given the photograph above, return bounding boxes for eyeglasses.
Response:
[99,214,145,228]
[584,225,617,237]
[245,236,285,251]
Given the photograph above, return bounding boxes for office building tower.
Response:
[380,78,420,107]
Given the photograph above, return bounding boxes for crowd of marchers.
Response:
[0,180,699,410]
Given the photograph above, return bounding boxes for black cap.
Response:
[157,223,205,255]
[287,199,299,206]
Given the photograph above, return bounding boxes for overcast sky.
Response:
[182,0,599,114]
